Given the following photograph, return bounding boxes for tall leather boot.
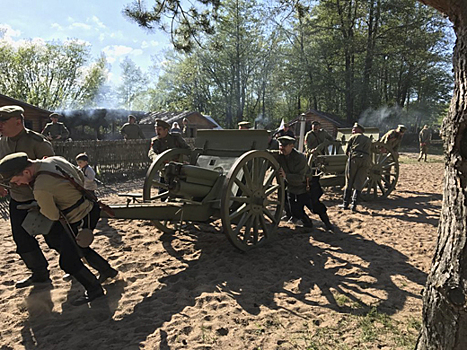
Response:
[71,267,105,306]
[318,212,334,232]
[338,189,351,209]
[16,250,50,288]
[351,190,360,212]
[83,249,118,284]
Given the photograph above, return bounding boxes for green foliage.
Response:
[144,0,451,129]
[116,57,149,109]
[0,39,107,110]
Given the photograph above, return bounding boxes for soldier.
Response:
[380,124,407,156]
[304,120,334,157]
[418,125,432,162]
[41,113,70,141]
[238,121,251,130]
[0,152,118,305]
[148,119,190,161]
[120,115,145,140]
[274,122,295,138]
[339,123,372,212]
[182,117,196,138]
[269,136,313,228]
[0,105,55,288]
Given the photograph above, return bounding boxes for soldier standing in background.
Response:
[148,119,190,161]
[0,105,56,288]
[0,153,118,305]
[238,121,251,130]
[120,115,145,140]
[339,123,372,212]
[41,113,70,141]
[418,125,432,162]
[304,120,334,157]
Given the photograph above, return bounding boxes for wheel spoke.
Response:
[262,207,277,225]
[230,196,251,204]
[241,163,254,191]
[252,215,259,244]
[234,211,252,236]
[242,214,254,243]
[259,212,270,235]
[265,183,280,196]
[263,168,277,188]
[233,176,251,195]
[229,203,249,221]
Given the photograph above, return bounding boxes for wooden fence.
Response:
[51,138,196,180]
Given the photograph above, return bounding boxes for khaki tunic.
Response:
[380,129,403,152]
[33,157,93,223]
[42,122,70,140]
[344,133,371,191]
[120,123,145,139]
[305,129,334,155]
[270,149,307,195]
[148,133,190,161]
[0,128,54,202]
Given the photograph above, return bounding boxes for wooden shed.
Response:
[290,109,351,138]
[0,94,52,132]
[140,111,222,138]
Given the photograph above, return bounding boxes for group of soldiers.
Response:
[0,104,434,306]
[0,105,117,305]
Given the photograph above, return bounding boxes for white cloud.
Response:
[91,16,106,29]
[51,23,64,31]
[131,49,143,56]
[0,24,21,43]
[72,22,92,30]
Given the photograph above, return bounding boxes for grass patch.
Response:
[281,307,421,350]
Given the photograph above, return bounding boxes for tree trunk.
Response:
[416,1,467,348]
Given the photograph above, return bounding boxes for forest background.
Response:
[0,0,454,130]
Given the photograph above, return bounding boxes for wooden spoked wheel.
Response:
[361,141,399,201]
[143,148,193,233]
[220,151,284,251]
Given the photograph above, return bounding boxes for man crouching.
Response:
[0,152,118,305]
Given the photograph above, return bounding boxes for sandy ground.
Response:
[0,152,443,350]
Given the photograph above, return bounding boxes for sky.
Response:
[1,0,172,86]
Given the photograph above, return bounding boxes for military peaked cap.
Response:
[128,114,136,120]
[353,122,365,133]
[155,119,170,129]
[311,120,321,125]
[238,121,251,127]
[49,112,62,119]
[0,105,24,121]
[277,135,296,145]
[0,152,29,182]
[397,124,407,132]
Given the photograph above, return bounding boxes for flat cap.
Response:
[49,112,62,119]
[311,120,321,125]
[397,124,407,132]
[0,105,24,121]
[353,122,365,133]
[238,121,251,127]
[155,119,170,129]
[277,135,296,145]
[0,152,29,182]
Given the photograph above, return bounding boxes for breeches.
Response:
[288,192,309,219]
[10,199,43,254]
[345,157,369,191]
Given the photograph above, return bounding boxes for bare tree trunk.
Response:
[416,2,467,348]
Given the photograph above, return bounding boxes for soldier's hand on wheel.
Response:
[0,186,9,197]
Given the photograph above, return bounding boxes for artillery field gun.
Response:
[106,126,399,251]
[310,127,399,200]
[107,130,285,252]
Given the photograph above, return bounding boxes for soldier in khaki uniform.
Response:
[41,113,70,141]
[269,136,313,228]
[120,115,145,140]
[304,120,334,157]
[148,119,190,161]
[418,125,432,162]
[0,105,55,288]
[0,153,118,305]
[379,124,407,156]
[339,123,372,212]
